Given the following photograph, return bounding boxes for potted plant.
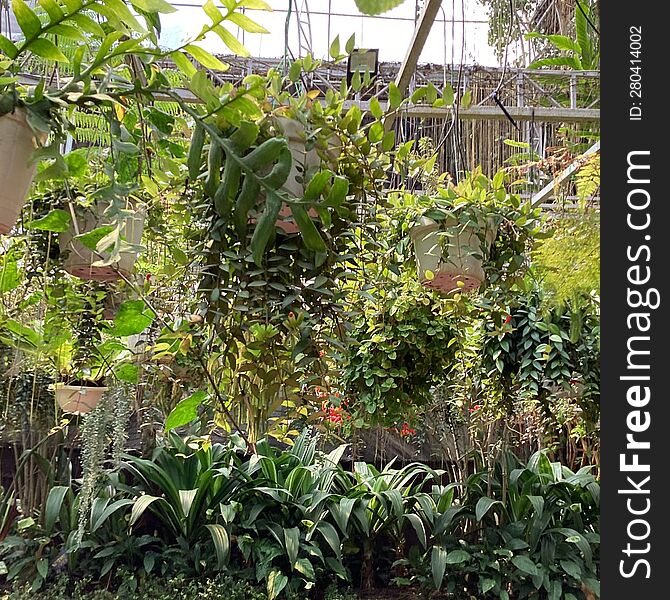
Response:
[0,0,175,235]
[271,115,341,233]
[0,99,47,234]
[1,0,251,235]
[405,168,541,294]
[59,195,146,282]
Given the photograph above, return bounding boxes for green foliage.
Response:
[353,0,407,16]
[342,280,456,426]
[395,451,599,599]
[526,1,599,70]
[2,433,599,600]
[533,212,600,306]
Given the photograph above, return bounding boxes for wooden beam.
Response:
[531,141,601,206]
[385,0,443,131]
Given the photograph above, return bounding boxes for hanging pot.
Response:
[0,109,47,235]
[272,117,341,233]
[410,216,497,293]
[59,203,145,281]
[53,383,108,415]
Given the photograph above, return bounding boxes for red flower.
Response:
[400,423,416,437]
[145,273,152,281]
[504,314,511,324]
[468,405,482,413]
[326,407,343,424]
[319,350,326,357]
[288,311,295,319]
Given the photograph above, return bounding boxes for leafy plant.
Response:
[342,279,456,427]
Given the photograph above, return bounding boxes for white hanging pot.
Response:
[0,109,47,235]
[53,383,108,415]
[60,203,145,281]
[410,216,497,293]
[272,117,341,233]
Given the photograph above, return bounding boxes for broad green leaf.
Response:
[0,34,18,59]
[38,0,64,22]
[44,486,69,534]
[461,89,472,109]
[475,496,502,522]
[284,527,299,564]
[90,499,133,532]
[345,33,355,54]
[76,225,115,251]
[431,545,447,589]
[511,555,539,576]
[446,549,470,564]
[170,50,197,78]
[388,82,402,109]
[354,0,405,16]
[129,494,162,527]
[369,96,383,119]
[293,558,315,580]
[68,13,105,37]
[0,249,21,293]
[239,0,272,9]
[205,524,230,569]
[329,35,340,59]
[28,209,71,232]
[189,70,217,103]
[48,24,86,41]
[203,0,222,24]
[165,391,208,432]
[130,0,176,13]
[113,362,139,383]
[267,570,288,600]
[227,12,269,34]
[12,0,42,39]
[442,83,454,105]
[109,300,155,336]
[3,319,40,349]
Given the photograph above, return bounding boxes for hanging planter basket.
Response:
[0,109,46,235]
[60,204,145,281]
[53,383,108,415]
[410,216,497,293]
[273,117,340,233]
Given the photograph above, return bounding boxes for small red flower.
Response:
[288,311,295,319]
[468,405,482,413]
[145,273,152,281]
[400,423,416,437]
[504,314,512,324]
[319,350,326,357]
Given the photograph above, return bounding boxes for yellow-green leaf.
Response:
[227,12,269,34]
[184,44,228,71]
[12,0,42,39]
[29,39,69,63]
[213,25,250,57]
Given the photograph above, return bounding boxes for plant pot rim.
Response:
[52,383,109,391]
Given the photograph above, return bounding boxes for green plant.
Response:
[426,451,600,599]
[342,279,456,427]
[401,168,544,294]
[341,461,440,590]
[527,1,599,70]
[120,432,246,575]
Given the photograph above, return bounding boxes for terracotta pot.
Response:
[410,216,497,293]
[59,204,145,281]
[53,384,108,415]
[0,109,46,235]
